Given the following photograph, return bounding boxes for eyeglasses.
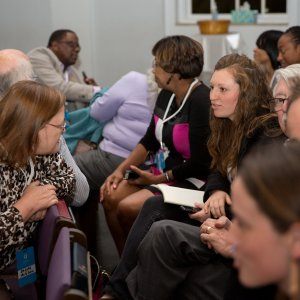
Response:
[47,121,68,132]
[59,41,81,50]
[270,97,289,112]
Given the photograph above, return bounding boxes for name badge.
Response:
[16,246,36,287]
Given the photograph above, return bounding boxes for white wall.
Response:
[92,0,165,86]
[1,0,300,86]
[0,0,165,86]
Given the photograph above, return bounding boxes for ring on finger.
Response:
[207,226,212,234]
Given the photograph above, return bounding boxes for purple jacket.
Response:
[90,71,152,158]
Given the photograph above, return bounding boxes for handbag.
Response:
[64,87,109,154]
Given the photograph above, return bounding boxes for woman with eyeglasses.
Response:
[270,64,300,133]
[100,35,211,255]
[0,81,75,287]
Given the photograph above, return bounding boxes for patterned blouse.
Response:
[0,153,75,271]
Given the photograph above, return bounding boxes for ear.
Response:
[49,41,59,52]
[289,223,300,260]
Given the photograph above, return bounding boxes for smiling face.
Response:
[277,34,300,68]
[231,177,291,289]
[210,69,240,121]
[35,106,65,155]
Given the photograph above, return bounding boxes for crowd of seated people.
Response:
[1,24,300,300]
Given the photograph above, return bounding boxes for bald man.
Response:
[0,49,89,206]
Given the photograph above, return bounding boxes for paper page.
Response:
[152,184,204,207]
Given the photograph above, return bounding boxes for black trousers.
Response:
[126,220,231,300]
[104,195,229,300]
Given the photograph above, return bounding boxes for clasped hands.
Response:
[199,216,236,258]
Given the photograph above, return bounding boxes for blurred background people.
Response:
[253,30,283,83]
[28,29,101,110]
[277,26,300,68]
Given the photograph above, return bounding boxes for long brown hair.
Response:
[0,80,65,167]
[208,54,279,176]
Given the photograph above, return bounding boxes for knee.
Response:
[142,195,164,212]
[116,200,136,224]
[150,220,178,240]
[102,192,121,212]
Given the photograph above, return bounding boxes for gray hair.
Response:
[270,64,300,94]
[0,57,34,98]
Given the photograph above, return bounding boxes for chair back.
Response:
[46,227,71,300]
[38,201,76,275]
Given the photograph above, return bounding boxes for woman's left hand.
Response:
[126,165,161,186]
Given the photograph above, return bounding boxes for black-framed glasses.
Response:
[47,121,68,132]
[59,41,81,50]
[269,97,289,112]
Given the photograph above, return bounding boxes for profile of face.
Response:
[231,177,290,288]
[278,34,300,68]
[287,99,300,140]
[273,78,290,133]
[210,69,240,121]
[35,106,65,155]
[51,32,80,67]
[152,59,173,90]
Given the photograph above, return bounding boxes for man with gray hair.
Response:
[0,49,89,207]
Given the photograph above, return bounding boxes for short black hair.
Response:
[256,30,283,70]
[47,29,75,47]
[285,26,300,46]
[152,35,204,79]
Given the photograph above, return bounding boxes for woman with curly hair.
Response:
[195,53,282,222]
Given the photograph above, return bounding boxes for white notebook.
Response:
[151,184,204,207]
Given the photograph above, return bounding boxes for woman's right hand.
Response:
[100,169,124,202]
[203,190,232,219]
[14,181,58,222]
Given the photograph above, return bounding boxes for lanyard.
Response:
[20,157,34,193]
[157,78,199,148]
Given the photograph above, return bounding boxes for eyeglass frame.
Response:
[269,97,289,112]
[47,121,68,132]
[58,41,81,50]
